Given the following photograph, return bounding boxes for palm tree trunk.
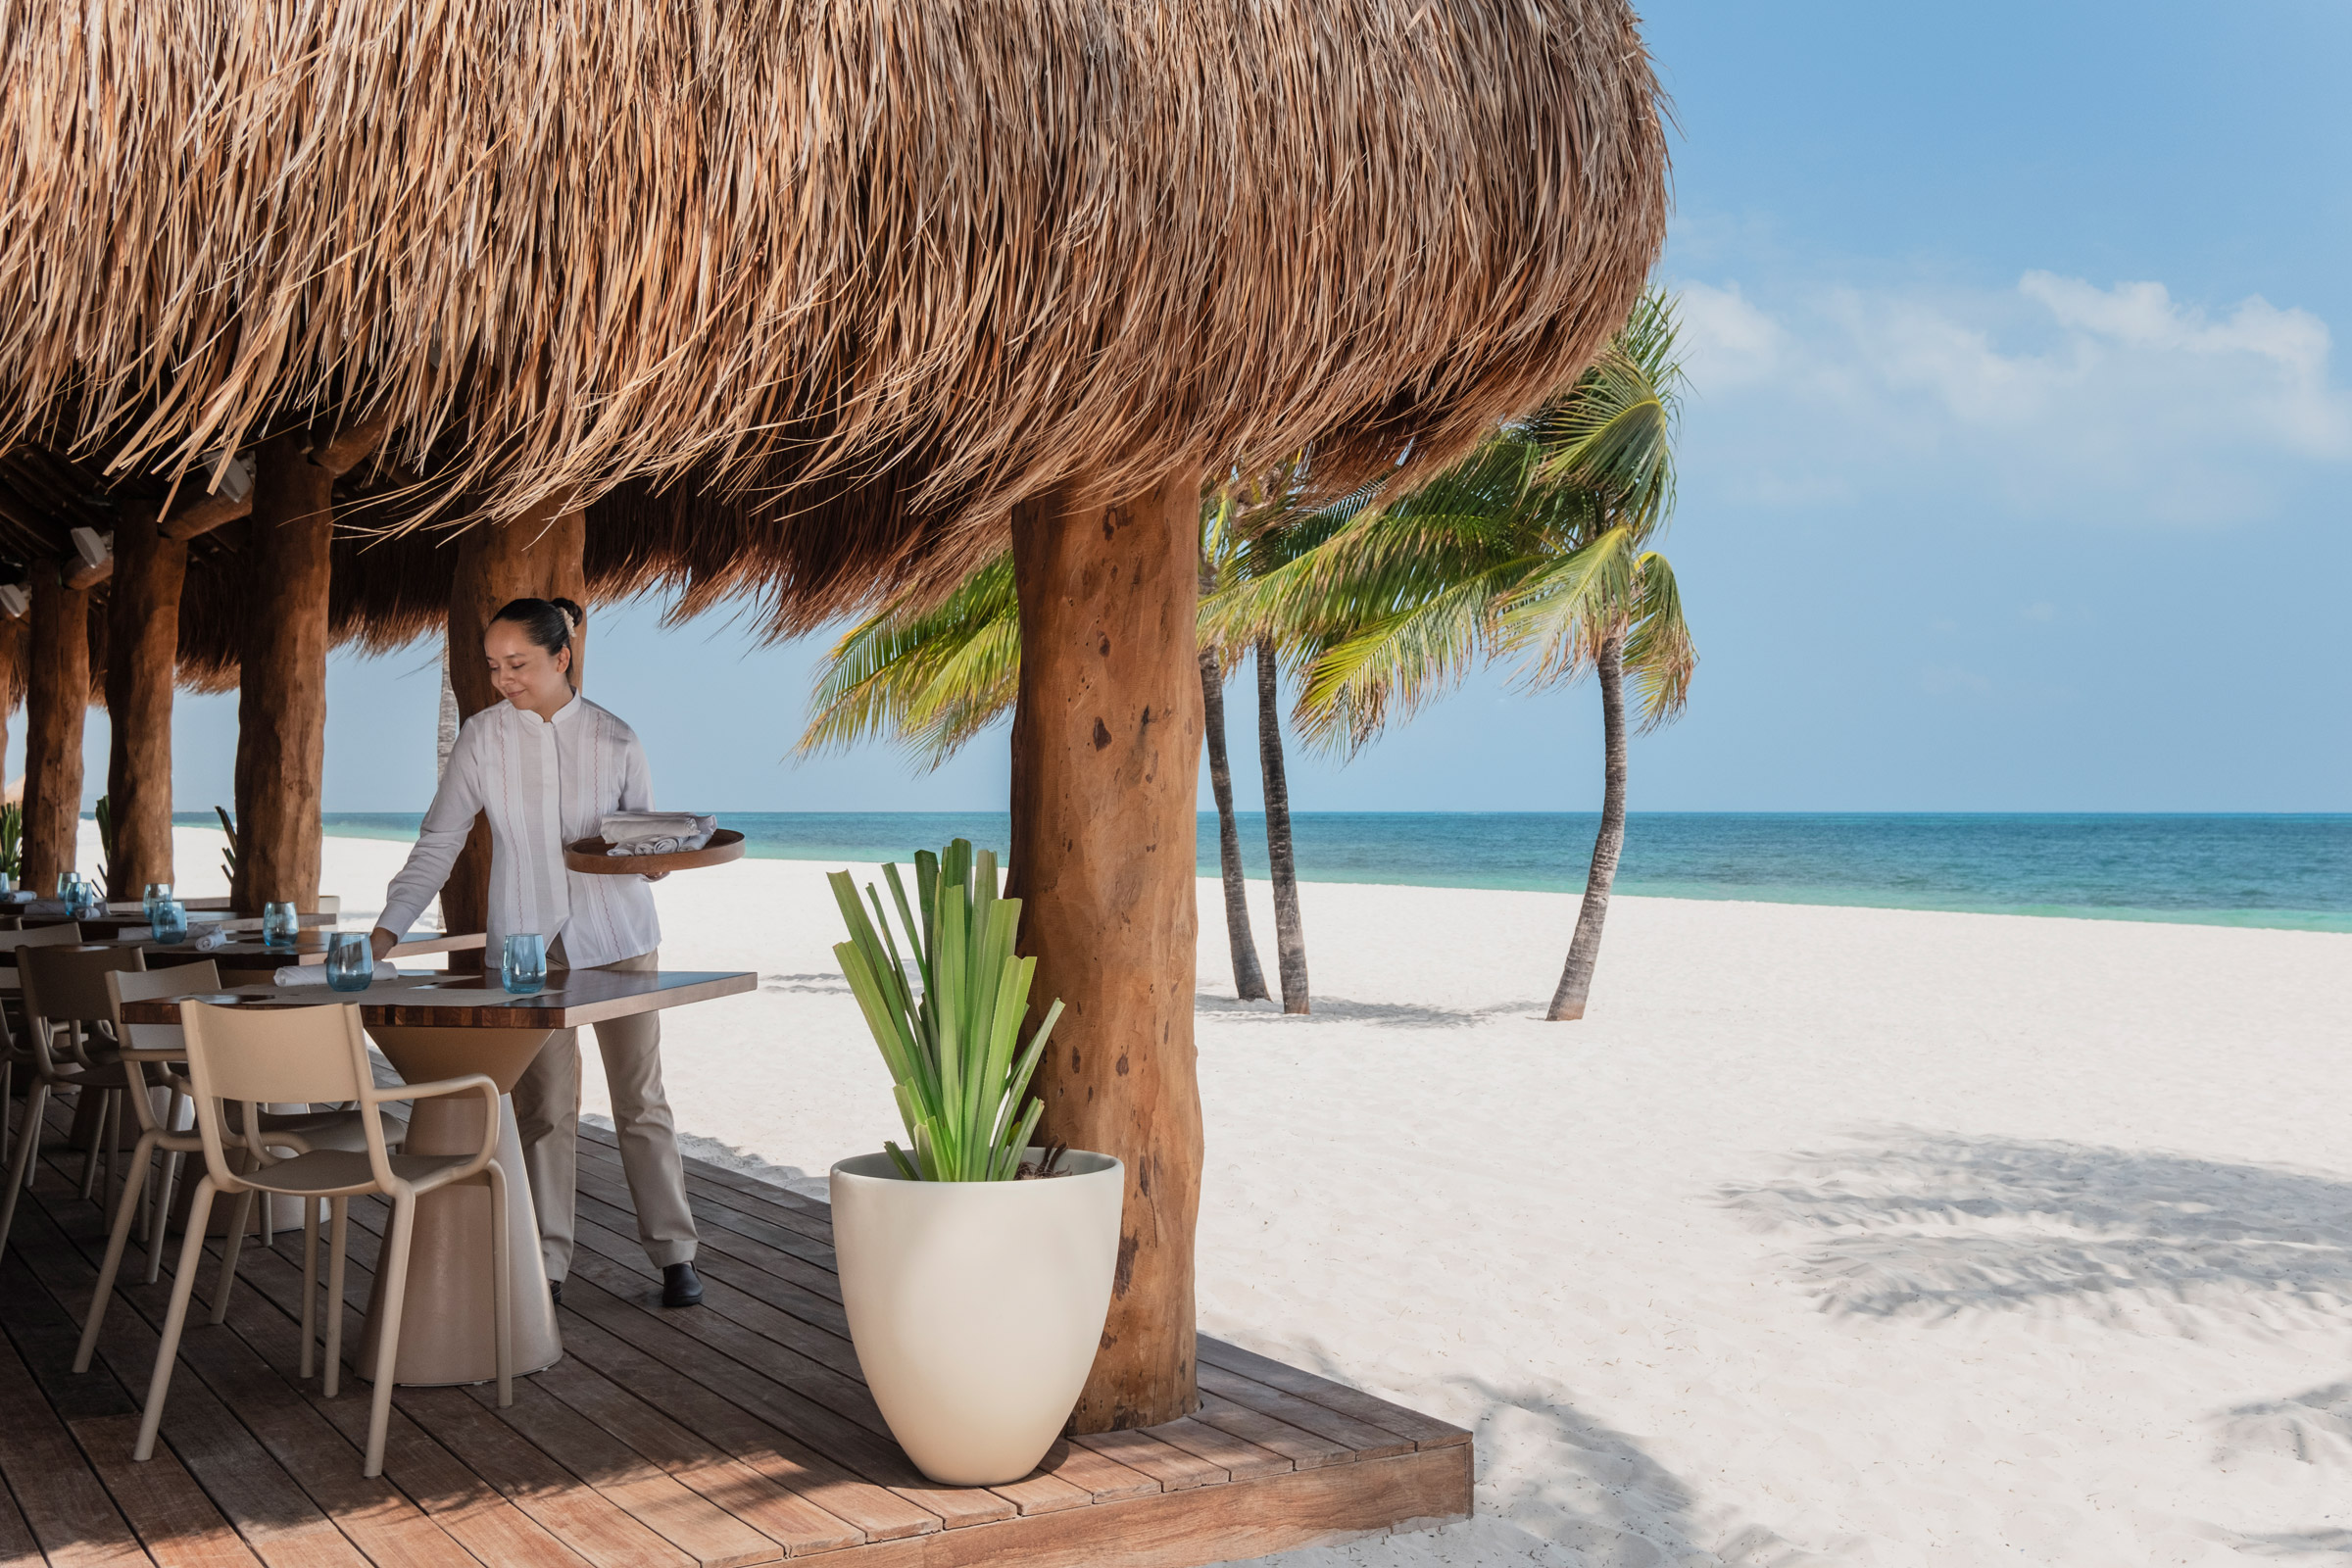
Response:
[1255,638,1309,1014]
[1200,647,1269,1000]
[1549,631,1627,1021]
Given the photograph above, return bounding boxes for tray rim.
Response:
[564,827,746,875]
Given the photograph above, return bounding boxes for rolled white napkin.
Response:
[272,965,329,987]
[190,927,230,952]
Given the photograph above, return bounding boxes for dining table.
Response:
[120,966,757,1386]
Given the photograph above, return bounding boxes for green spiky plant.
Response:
[214,806,238,884]
[94,794,115,899]
[829,840,1064,1181]
[0,802,21,882]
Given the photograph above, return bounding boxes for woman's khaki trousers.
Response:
[511,941,698,1281]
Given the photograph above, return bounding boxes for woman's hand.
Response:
[641,871,669,883]
[369,926,400,961]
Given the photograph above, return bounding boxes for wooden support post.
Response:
[24,565,90,893]
[104,518,188,895]
[230,436,333,913]
[440,505,587,938]
[1007,474,1204,1432]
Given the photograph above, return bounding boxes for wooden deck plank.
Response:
[1197,1336,1471,1448]
[1188,1392,1356,1470]
[1026,1442,1161,1504]
[12,1191,376,1568]
[1067,1430,1227,1492]
[314,1182,937,1548]
[0,1326,150,1567]
[1134,1417,1296,1482]
[569,1186,850,1342]
[829,1445,1471,1568]
[0,1478,44,1568]
[448,1380,785,1568]
[524,1350,867,1557]
[388,1387,704,1568]
[66,1415,264,1568]
[566,1193,856,1373]
[552,1274,1013,1530]
[574,1130,834,1237]
[173,1242,588,1568]
[973,1474,1092,1519]
[12,1098,1470,1568]
[1194,1363,1415,1459]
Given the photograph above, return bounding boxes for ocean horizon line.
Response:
[157,809,2352,937]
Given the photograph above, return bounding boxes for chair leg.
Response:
[323,1198,349,1398]
[365,1191,417,1477]
[299,1199,320,1380]
[78,1089,109,1200]
[148,1150,183,1285]
[0,1083,49,1258]
[134,1177,216,1462]
[210,1190,257,1326]
[0,1058,12,1168]
[487,1162,513,1407]
[74,1130,160,1374]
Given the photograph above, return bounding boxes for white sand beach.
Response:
[145,825,2352,1565]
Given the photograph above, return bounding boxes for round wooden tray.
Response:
[564,828,746,876]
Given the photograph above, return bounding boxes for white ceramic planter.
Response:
[830,1148,1123,1486]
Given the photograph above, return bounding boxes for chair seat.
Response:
[232,1148,487,1197]
[50,1060,139,1091]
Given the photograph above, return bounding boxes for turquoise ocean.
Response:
[207,812,2352,935]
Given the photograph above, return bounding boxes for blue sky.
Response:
[29,1,2350,813]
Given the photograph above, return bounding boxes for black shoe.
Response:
[549,1279,564,1306]
[662,1262,703,1308]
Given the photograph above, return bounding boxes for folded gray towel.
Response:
[608,828,715,857]
[601,811,718,846]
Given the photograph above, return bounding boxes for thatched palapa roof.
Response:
[0,0,1669,655]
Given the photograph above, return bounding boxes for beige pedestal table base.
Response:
[356,1025,563,1385]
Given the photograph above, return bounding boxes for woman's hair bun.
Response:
[489,596,582,658]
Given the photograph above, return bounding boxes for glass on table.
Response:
[143,882,173,922]
[57,870,81,900]
[262,902,300,952]
[150,900,189,945]
[325,931,374,993]
[73,880,106,919]
[502,933,547,996]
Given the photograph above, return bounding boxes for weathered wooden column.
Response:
[104,517,189,895]
[24,564,91,893]
[439,503,587,937]
[230,435,334,913]
[1006,475,1204,1431]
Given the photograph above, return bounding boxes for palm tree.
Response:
[799,506,1277,1003]
[1205,289,1694,1020]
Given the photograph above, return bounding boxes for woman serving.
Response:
[372,597,704,1309]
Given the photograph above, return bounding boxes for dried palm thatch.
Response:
[1,0,1667,638]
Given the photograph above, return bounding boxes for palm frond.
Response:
[1621,551,1696,731]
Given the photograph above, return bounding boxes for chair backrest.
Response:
[23,944,147,1026]
[107,962,223,1054]
[178,1000,392,1192]
[0,923,84,951]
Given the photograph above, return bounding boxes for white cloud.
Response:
[1670,272,2352,525]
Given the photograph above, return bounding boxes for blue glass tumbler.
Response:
[263,902,300,952]
[151,900,188,945]
[502,933,548,996]
[143,882,172,923]
[325,932,374,992]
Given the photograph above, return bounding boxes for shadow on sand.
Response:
[1718,1129,2352,1322]
[1194,994,1547,1029]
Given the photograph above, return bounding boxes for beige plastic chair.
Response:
[0,945,147,1259]
[71,965,378,1374]
[0,921,89,1154]
[135,999,512,1476]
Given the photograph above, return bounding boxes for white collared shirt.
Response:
[378,694,661,970]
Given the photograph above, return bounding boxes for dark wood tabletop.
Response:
[117,967,758,1029]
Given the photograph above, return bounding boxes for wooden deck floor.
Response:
[0,1101,1471,1567]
